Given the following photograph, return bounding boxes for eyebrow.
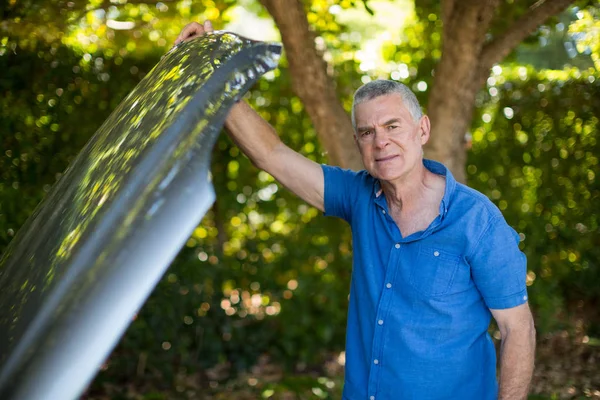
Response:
[357,118,403,133]
[383,118,402,126]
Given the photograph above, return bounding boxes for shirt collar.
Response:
[372,158,456,218]
[423,159,455,219]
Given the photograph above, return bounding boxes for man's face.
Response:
[354,93,430,182]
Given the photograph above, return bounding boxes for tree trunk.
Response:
[425,0,499,183]
[261,0,363,171]
[426,0,574,183]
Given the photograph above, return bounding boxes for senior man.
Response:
[176,21,536,400]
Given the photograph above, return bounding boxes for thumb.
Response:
[204,20,213,33]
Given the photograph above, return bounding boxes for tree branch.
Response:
[479,0,574,71]
[441,0,501,47]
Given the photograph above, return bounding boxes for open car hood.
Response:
[0,32,281,400]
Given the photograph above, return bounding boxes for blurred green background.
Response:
[1,0,599,399]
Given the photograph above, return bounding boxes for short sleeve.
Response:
[321,164,362,223]
[468,216,528,310]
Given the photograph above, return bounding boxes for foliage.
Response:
[469,66,600,334]
[570,7,600,70]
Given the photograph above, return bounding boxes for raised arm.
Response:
[175,21,325,212]
[224,101,324,211]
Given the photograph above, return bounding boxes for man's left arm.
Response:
[467,213,535,399]
[491,303,536,400]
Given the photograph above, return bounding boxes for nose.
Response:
[374,128,390,149]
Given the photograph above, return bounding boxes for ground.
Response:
[84,331,599,400]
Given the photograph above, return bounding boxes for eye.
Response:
[361,130,373,137]
[387,124,398,130]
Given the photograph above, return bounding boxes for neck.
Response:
[380,160,434,211]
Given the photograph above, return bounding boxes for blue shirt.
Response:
[322,159,528,400]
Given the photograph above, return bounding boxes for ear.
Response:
[418,115,431,145]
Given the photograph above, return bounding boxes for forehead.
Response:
[354,93,411,123]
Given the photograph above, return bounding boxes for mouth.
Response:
[375,155,399,162]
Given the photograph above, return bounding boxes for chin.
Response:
[372,160,404,178]
[377,171,404,182]
[368,166,404,182]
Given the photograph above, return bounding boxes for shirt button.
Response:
[382,210,386,214]
[378,319,384,325]
[370,397,375,400]
[373,359,379,365]
[386,283,392,289]
[433,251,440,257]
[395,243,400,249]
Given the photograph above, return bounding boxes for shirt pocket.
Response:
[409,246,461,296]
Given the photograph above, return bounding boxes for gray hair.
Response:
[351,80,423,131]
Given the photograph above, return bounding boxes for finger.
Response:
[175,23,202,44]
[174,23,191,45]
[203,20,213,33]
[174,22,204,45]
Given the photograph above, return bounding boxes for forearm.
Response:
[497,326,536,400]
[224,100,283,170]
[223,100,325,210]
